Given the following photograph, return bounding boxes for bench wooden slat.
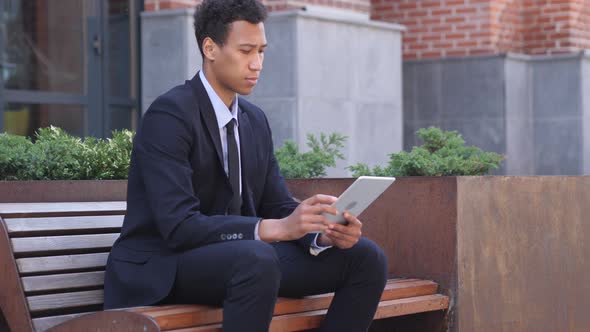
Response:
[132,278,427,317]
[166,294,450,332]
[32,312,93,332]
[11,233,119,254]
[0,202,126,218]
[16,253,109,274]
[373,294,450,319]
[27,289,104,313]
[5,215,124,236]
[269,294,450,332]
[22,271,105,293]
[137,279,440,330]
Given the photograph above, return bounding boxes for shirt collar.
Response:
[199,70,239,129]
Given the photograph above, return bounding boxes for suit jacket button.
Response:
[221,234,226,240]
[238,233,243,239]
[232,234,237,240]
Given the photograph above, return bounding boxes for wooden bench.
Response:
[0,202,450,331]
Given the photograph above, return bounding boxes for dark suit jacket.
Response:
[103,74,312,309]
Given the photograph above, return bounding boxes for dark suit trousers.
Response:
[163,238,388,332]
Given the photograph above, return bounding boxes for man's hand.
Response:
[317,211,362,249]
[258,194,338,242]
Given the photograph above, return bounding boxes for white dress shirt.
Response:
[199,71,330,255]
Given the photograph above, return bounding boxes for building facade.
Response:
[372,0,590,175]
[1,0,588,175]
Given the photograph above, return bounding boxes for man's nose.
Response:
[250,54,263,71]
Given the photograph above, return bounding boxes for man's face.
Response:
[209,21,267,96]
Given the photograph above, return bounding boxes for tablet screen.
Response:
[322,176,396,225]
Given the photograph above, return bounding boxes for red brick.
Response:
[431,25,455,33]
[432,9,453,16]
[456,7,478,14]
[445,32,467,39]
[408,43,430,50]
[433,42,454,48]
[447,49,469,57]
[445,16,466,23]
[457,40,479,47]
[422,51,444,58]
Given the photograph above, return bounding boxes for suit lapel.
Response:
[191,74,224,170]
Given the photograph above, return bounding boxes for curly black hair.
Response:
[193,0,268,57]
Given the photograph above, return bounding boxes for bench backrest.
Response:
[0,202,125,332]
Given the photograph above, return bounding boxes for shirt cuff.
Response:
[254,219,261,241]
[309,233,332,256]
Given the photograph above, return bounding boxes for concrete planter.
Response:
[1,177,588,331]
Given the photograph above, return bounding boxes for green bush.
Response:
[80,130,134,180]
[0,126,504,180]
[26,127,85,180]
[0,133,33,180]
[0,126,135,181]
[349,127,505,177]
[276,133,347,178]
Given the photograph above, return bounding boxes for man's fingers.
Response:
[301,214,329,225]
[302,223,328,233]
[325,228,358,244]
[327,227,359,241]
[343,211,362,226]
[298,215,330,234]
[306,204,338,216]
[303,194,338,206]
[328,222,362,237]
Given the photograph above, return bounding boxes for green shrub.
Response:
[26,126,85,180]
[105,130,135,179]
[349,127,505,177]
[0,133,33,180]
[80,130,134,180]
[0,126,135,181]
[276,133,347,178]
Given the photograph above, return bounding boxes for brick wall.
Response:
[371,1,501,59]
[144,0,370,13]
[371,0,590,59]
[493,0,524,53]
[523,0,590,54]
[143,0,590,59]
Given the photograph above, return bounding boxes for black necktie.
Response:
[226,119,241,215]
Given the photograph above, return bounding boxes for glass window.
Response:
[1,0,139,138]
[109,106,137,134]
[2,0,86,94]
[108,0,133,99]
[4,103,85,137]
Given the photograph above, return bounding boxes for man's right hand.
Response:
[258,194,338,242]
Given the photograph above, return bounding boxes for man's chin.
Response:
[237,86,256,96]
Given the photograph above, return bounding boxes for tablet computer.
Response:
[322,176,396,225]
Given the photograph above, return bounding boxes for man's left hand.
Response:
[317,212,362,249]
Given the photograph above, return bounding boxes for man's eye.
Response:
[240,49,251,54]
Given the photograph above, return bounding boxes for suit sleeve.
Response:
[135,98,260,251]
[257,115,317,250]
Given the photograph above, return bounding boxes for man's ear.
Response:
[202,37,218,61]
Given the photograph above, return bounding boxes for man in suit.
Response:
[104,0,387,331]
